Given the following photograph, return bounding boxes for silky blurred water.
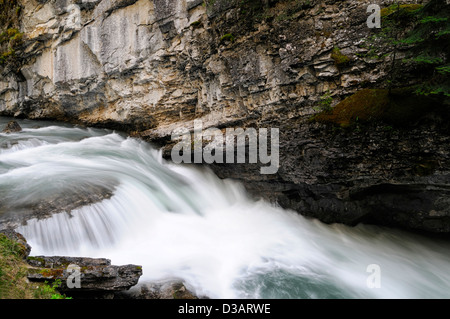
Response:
[1,117,449,299]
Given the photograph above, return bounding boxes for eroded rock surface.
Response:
[27,255,143,297]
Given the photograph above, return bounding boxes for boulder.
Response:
[27,255,143,297]
[2,120,22,133]
[119,280,201,299]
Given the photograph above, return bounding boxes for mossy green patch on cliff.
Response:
[380,3,423,18]
[331,47,350,68]
[220,33,235,43]
[39,268,65,279]
[0,0,23,68]
[313,89,389,128]
[313,87,443,128]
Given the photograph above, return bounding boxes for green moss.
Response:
[314,91,333,112]
[381,3,423,17]
[0,1,23,68]
[220,33,235,43]
[313,87,443,128]
[39,268,64,279]
[331,47,350,68]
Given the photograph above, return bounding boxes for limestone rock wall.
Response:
[1,0,395,131]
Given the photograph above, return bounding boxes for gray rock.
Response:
[119,280,201,299]
[27,255,143,295]
[2,121,22,133]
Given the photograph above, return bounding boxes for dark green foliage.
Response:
[314,91,333,112]
[362,0,449,100]
[402,1,450,98]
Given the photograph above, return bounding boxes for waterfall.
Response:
[1,117,450,299]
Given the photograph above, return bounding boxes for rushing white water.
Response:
[1,117,450,299]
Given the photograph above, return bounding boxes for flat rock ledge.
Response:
[27,256,143,298]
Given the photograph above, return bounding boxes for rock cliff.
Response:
[0,0,449,233]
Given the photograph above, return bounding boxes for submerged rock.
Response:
[119,280,201,299]
[2,121,22,133]
[0,183,116,230]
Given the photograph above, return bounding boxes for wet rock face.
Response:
[208,118,450,234]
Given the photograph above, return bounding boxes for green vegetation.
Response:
[436,65,450,75]
[380,3,423,17]
[34,279,72,299]
[312,87,443,128]
[419,16,448,24]
[0,234,70,299]
[331,47,350,68]
[409,55,443,65]
[220,33,235,43]
[359,0,449,101]
[314,91,333,112]
[0,0,24,67]
[400,1,450,98]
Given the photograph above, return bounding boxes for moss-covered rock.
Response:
[313,87,444,128]
[331,47,351,69]
[380,3,423,18]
